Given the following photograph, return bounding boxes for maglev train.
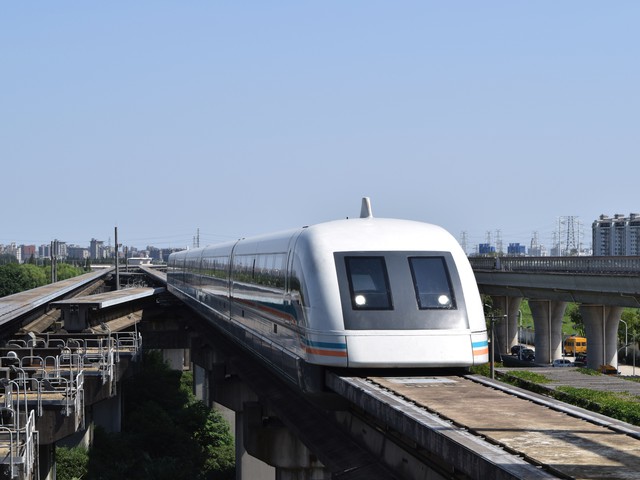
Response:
[167,198,489,392]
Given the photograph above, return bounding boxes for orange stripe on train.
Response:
[305,347,348,357]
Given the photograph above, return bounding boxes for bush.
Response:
[56,446,88,480]
[78,352,235,479]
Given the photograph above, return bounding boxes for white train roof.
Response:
[172,198,463,258]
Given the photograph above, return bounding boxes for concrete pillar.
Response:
[236,409,276,480]
[243,402,329,480]
[491,296,523,354]
[92,392,122,433]
[579,305,623,370]
[39,444,55,480]
[193,363,210,406]
[162,348,187,370]
[528,300,567,364]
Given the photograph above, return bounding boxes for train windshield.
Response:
[345,256,393,310]
[409,257,456,309]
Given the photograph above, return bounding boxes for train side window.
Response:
[409,257,456,309]
[345,256,393,310]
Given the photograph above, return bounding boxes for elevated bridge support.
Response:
[191,337,332,480]
[528,300,567,364]
[243,402,329,480]
[490,296,523,355]
[188,325,409,480]
[579,304,624,370]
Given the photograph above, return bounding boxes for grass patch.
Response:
[556,386,640,425]
[504,370,550,384]
[469,362,502,377]
[493,369,553,396]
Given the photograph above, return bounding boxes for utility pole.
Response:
[50,240,58,283]
[115,226,120,290]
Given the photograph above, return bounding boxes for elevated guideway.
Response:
[0,268,149,479]
[0,268,114,336]
[51,286,164,332]
[327,372,640,480]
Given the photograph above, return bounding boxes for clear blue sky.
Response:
[2,2,638,253]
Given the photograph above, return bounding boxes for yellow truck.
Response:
[563,336,587,356]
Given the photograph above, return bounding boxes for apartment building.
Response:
[592,213,640,256]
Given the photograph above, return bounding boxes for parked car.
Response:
[574,353,587,367]
[511,344,527,356]
[552,358,574,367]
[521,348,535,362]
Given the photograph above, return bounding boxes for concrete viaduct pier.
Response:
[188,326,397,480]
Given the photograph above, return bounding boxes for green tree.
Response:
[567,304,585,336]
[0,263,47,297]
[56,446,89,480]
[21,263,48,288]
[56,263,85,280]
[0,254,18,265]
[44,263,85,282]
[80,352,235,480]
[620,309,640,352]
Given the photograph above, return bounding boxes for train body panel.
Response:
[345,330,474,368]
[167,201,488,390]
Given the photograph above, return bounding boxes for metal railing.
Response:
[469,256,640,274]
[0,390,37,479]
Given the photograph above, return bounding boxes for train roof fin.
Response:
[360,197,373,218]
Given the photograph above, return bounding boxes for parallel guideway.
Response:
[329,373,640,480]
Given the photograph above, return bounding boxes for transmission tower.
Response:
[558,216,579,255]
[495,229,503,255]
[485,231,492,246]
[193,228,201,249]
[459,231,468,255]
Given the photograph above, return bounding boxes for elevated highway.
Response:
[470,256,640,370]
[1,262,640,479]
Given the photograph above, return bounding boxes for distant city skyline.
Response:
[6,210,640,259]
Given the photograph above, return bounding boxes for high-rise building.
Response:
[507,243,526,256]
[89,238,106,260]
[592,213,640,256]
[21,245,36,262]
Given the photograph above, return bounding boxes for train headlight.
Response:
[354,294,366,306]
[438,295,450,306]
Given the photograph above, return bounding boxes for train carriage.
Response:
[167,198,488,392]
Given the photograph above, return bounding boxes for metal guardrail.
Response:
[0,331,143,477]
[469,256,640,274]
